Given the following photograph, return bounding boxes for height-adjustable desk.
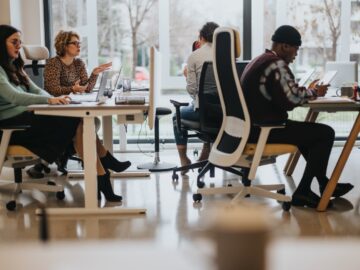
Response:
[29,98,149,216]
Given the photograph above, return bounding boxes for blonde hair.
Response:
[54,30,80,57]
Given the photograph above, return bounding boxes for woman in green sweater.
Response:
[0,24,123,202]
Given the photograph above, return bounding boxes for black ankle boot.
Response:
[292,190,333,208]
[292,190,321,208]
[100,152,131,172]
[320,183,354,198]
[97,172,122,202]
[26,163,45,179]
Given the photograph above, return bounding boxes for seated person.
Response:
[240,25,353,208]
[28,30,131,177]
[44,30,111,96]
[173,22,219,174]
[0,25,126,202]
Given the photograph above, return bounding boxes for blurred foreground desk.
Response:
[29,99,148,216]
[284,99,360,211]
[1,239,359,270]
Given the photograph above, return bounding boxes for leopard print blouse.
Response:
[44,56,98,96]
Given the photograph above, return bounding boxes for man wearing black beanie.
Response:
[240,25,353,209]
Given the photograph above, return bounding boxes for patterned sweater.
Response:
[240,50,315,123]
[44,56,98,96]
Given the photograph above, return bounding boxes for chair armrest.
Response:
[170,99,189,107]
[169,100,189,134]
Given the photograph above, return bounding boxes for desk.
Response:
[28,99,148,215]
[284,101,360,211]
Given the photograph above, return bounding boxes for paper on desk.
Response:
[308,96,355,103]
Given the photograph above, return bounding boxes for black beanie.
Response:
[271,25,302,46]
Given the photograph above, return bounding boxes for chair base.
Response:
[0,181,64,211]
[194,183,292,211]
[137,161,177,172]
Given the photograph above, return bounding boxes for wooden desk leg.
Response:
[317,112,360,211]
[284,110,319,176]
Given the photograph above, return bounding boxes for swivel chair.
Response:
[0,126,65,211]
[194,27,296,211]
[171,61,243,181]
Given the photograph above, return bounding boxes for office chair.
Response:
[171,61,243,181]
[193,27,295,211]
[23,45,82,176]
[0,125,65,211]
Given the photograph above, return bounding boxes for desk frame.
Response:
[284,102,360,211]
[29,102,148,216]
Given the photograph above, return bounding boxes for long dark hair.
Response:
[0,24,30,90]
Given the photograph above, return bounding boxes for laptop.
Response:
[69,72,109,103]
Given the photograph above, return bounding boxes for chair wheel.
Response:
[277,188,286,203]
[227,184,233,187]
[193,193,202,202]
[197,181,205,188]
[282,201,291,211]
[43,165,51,174]
[6,200,16,211]
[56,191,65,200]
[47,181,56,186]
[172,173,179,181]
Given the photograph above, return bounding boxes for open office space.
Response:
[0,1,360,270]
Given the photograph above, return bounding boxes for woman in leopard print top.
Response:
[44,30,111,96]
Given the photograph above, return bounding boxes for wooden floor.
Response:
[0,145,359,245]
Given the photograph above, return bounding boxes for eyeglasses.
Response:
[7,39,22,47]
[67,41,81,47]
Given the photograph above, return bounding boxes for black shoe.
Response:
[97,172,122,202]
[26,164,45,179]
[100,152,131,172]
[292,190,333,208]
[320,183,354,198]
[292,190,321,208]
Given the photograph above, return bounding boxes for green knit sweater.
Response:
[0,66,51,121]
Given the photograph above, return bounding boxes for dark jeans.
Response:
[248,120,335,192]
[172,104,199,145]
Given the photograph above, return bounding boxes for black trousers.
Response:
[248,120,335,192]
[0,111,80,164]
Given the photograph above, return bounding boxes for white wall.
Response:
[0,0,44,45]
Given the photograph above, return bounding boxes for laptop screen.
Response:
[95,72,109,101]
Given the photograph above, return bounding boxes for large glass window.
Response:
[169,0,243,77]
[50,0,159,143]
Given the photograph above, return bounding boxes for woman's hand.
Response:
[48,96,71,105]
[72,80,88,93]
[92,62,112,76]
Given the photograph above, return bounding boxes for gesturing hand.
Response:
[72,80,88,93]
[92,62,112,76]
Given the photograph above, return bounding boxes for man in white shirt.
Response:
[173,22,219,174]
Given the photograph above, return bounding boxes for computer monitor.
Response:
[325,61,358,88]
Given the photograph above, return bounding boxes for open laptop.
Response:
[69,72,109,103]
